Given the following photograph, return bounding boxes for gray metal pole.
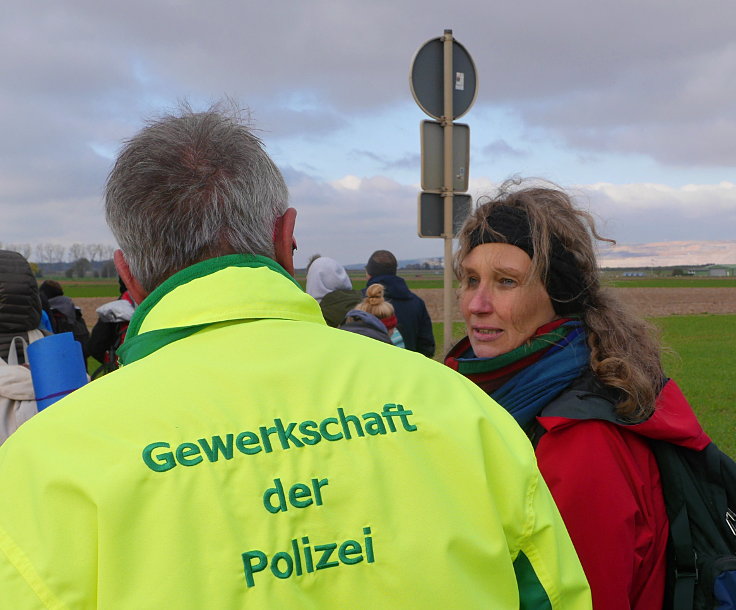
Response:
[442,30,454,356]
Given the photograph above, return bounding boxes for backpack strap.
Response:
[650,440,698,610]
[6,336,29,367]
[670,509,697,610]
[534,371,624,435]
[27,329,44,344]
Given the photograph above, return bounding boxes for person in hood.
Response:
[0,250,47,443]
[364,250,435,357]
[305,255,360,327]
[0,250,44,364]
[338,309,393,344]
[445,178,710,610]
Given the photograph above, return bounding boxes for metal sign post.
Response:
[441,31,455,355]
[410,30,477,355]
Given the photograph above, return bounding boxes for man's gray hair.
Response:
[105,103,288,292]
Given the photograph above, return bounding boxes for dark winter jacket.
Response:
[0,250,42,364]
[365,274,435,357]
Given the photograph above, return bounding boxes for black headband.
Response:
[468,205,588,315]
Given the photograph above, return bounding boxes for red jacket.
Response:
[536,379,710,610]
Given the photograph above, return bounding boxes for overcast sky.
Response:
[2,0,734,268]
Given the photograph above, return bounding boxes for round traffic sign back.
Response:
[410,36,478,120]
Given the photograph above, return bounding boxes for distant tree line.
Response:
[0,242,117,278]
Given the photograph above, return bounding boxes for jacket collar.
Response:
[118,254,323,366]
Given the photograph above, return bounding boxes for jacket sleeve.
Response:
[535,419,667,610]
[514,467,593,609]
[414,303,436,358]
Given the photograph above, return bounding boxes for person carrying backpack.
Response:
[87,277,136,378]
[39,279,90,359]
[0,250,46,444]
[444,179,735,610]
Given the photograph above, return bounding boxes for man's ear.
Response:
[113,249,149,305]
[273,207,297,276]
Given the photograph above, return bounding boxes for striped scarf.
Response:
[445,319,590,429]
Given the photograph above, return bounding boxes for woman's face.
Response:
[460,242,557,358]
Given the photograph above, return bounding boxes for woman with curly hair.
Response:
[445,178,710,609]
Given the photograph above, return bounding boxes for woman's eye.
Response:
[465,276,479,287]
[499,277,517,287]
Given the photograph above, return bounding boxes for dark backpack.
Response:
[90,320,129,380]
[50,307,90,359]
[539,382,736,610]
[652,440,736,609]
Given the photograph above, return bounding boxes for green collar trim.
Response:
[117,324,209,367]
[119,255,297,366]
[126,254,297,340]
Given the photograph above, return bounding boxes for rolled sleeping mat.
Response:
[28,332,88,410]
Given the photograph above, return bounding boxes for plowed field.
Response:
[78,287,736,329]
[413,287,736,322]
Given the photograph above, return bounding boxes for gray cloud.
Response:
[283,169,439,267]
[351,150,420,172]
[578,181,736,242]
[481,139,526,160]
[1,0,734,262]
[598,241,736,267]
[5,1,735,166]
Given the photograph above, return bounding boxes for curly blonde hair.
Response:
[455,178,664,421]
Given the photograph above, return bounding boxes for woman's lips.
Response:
[472,326,503,340]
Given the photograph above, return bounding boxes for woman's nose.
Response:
[468,288,493,314]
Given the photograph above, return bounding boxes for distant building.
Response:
[690,265,736,277]
[708,265,734,277]
[403,258,444,270]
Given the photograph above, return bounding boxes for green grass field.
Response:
[63,275,736,294]
[433,315,736,457]
[60,282,120,298]
[657,315,736,456]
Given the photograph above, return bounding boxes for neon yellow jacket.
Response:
[0,256,591,609]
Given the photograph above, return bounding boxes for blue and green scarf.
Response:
[445,319,590,429]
